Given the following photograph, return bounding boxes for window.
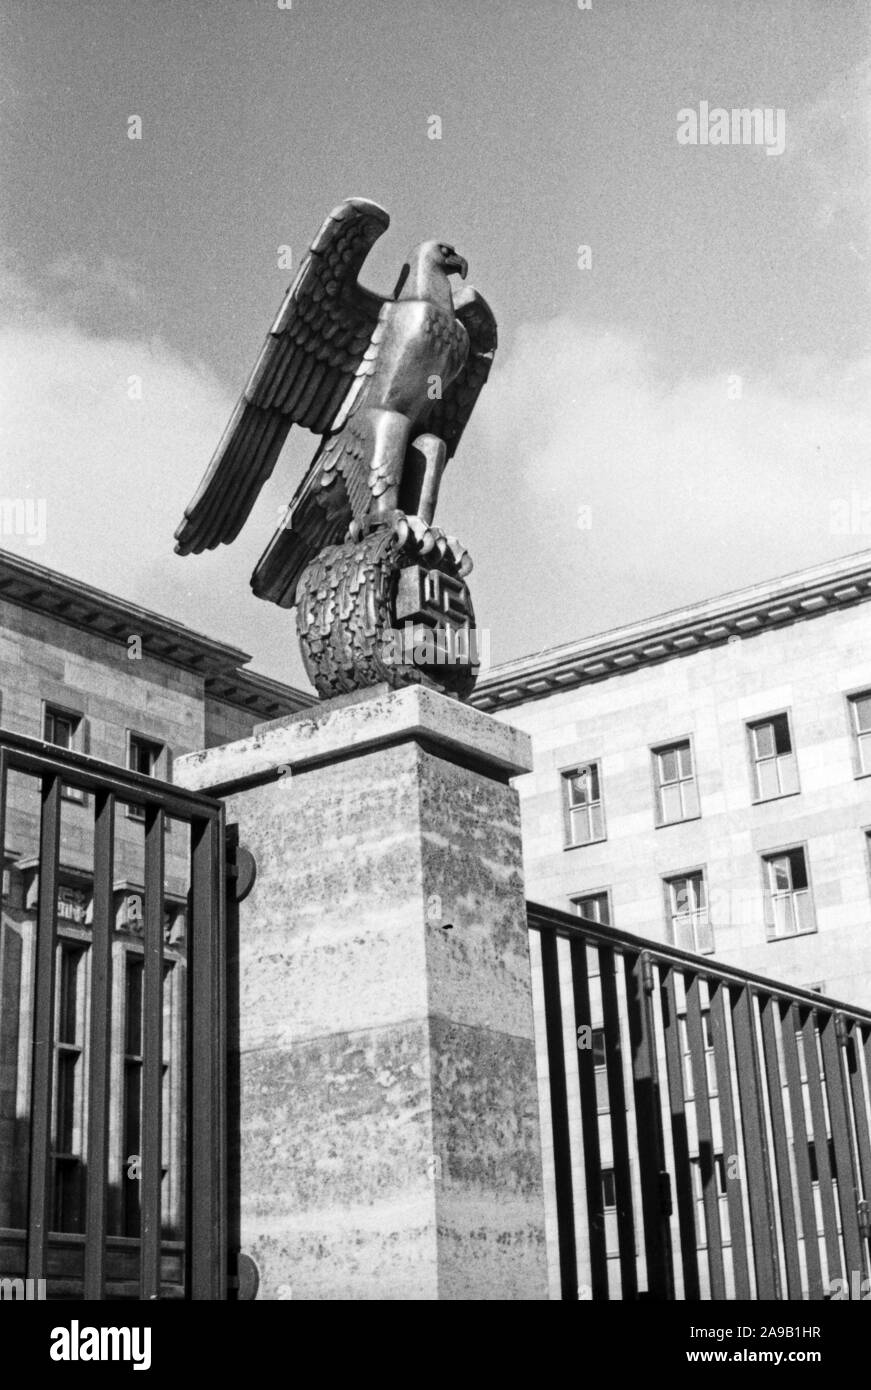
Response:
[653,740,699,824]
[849,692,871,776]
[592,1027,608,1111]
[679,1007,718,1097]
[562,763,605,847]
[53,943,86,1232]
[808,1139,835,1185]
[762,846,815,939]
[44,705,84,803]
[664,871,713,954]
[601,1167,616,1209]
[690,1152,730,1248]
[571,890,611,925]
[747,713,798,801]
[126,734,165,820]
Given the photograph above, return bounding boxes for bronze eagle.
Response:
[174,197,497,608]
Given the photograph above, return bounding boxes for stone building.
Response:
[4,544,871,1298]
[471,549,871,1008]
[470,549,871,1297]
[0,547,312,1253]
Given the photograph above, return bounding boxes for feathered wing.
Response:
[248,310,389,608]
[422,286,497,458]
[173,197,390,556]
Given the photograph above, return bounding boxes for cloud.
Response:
[0,261,317,685]
[787,57,870,235]
[1,253,869,684]
[470,316,871,644]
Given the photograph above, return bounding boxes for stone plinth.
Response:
[175,683,548,1300]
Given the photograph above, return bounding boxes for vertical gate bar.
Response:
[538,927,577,1299]
[569,937,607,1299]
[623,950,673,1298]
[83,790,115,1300]
[802,1010,842,1287]
[731,987,779,1299]
[758,996,802,1298]
[846,1022,871,1215]
[708,982,751,1298]
[188,812,227,1300]
[0,748,7,921]
[684,974,725,1298]
[140,803,165,1300]
[26,772,62,1282]
[819,1012,866,1288]
[598,943,637,1300]
[779,1003,824,1299]
[661,969,700,1300]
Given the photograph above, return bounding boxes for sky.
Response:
[0,0,868,690]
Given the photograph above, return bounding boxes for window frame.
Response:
[745,709,800,804]
[760,841,817,941]
[124,731,168,822]
[845,688,871,780]
[560,759,607,849]
[569,887,612,926]
[650,734,701,827]
[662,865,714,955]
[42,701,87,805]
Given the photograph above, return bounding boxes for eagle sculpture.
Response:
[174,198,497,612]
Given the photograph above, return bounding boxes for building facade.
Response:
[0,549,312,1267]
[4,545,871,1299]
[472,550,871,1009]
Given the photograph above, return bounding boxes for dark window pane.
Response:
[773,714,792,755]
[574,892,610,926]
[601,1168,616,1208]
[126,957,144,1056]
[789,848,808,891]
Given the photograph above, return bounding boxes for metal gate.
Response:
[528,900,871,1300]
[0,728,226,1299]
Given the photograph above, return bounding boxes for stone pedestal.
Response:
[175,683,548,1301]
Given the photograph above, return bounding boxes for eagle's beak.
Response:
[447,253,468,279]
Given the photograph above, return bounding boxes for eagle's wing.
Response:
[248,310,389,609]
[174,197,390,555]
[423,286,497,459]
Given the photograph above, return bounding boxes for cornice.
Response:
[471,551,871,712]
[0,548,315,718]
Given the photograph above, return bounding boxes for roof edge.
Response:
[472,549,871,711]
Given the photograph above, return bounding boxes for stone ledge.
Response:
[174,683,533,794]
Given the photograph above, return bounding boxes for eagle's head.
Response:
[417,239,468,280]
[396,239,469,305]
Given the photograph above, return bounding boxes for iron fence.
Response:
[527,900,871,1301]
[0,728,226,1300]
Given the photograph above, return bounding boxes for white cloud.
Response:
[787,57,871,234]
[2,257,870,683]
[0,270,319,685]
[469,316,871,646]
